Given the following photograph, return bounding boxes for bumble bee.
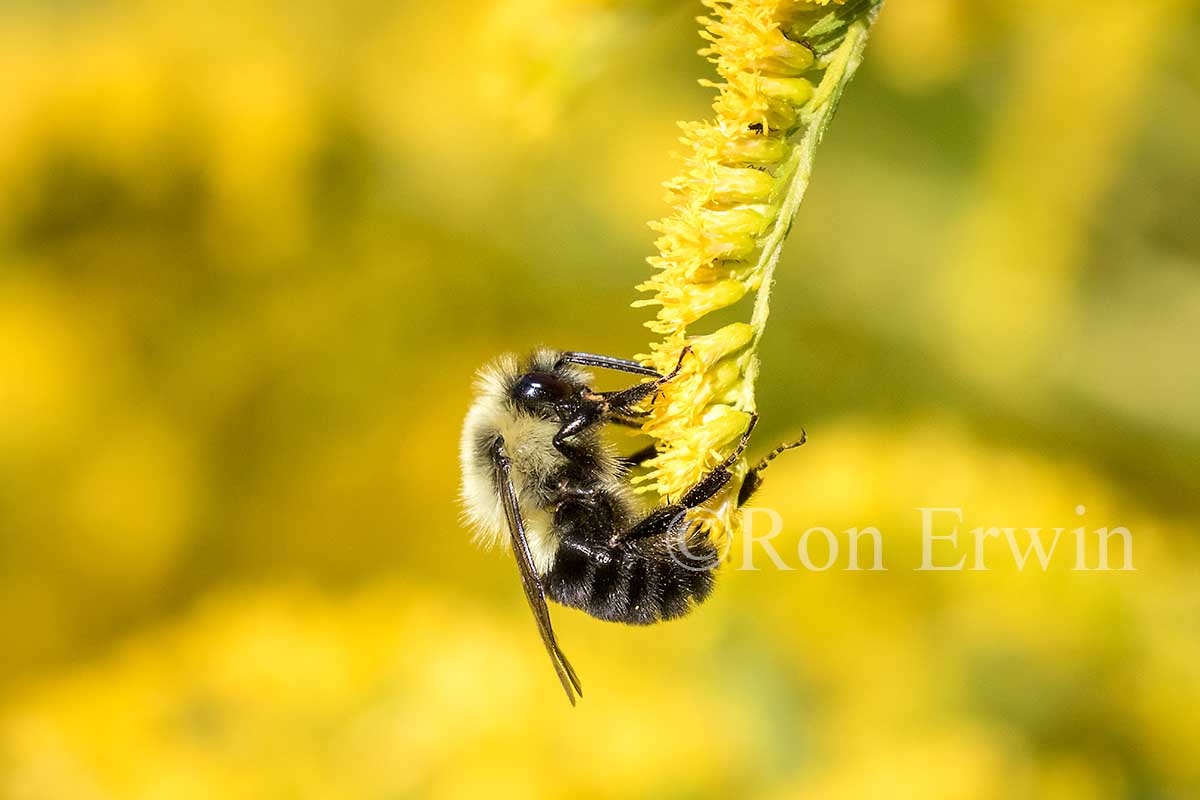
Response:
[459,347,801,703]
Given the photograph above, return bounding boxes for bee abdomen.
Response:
[544,534,718,625]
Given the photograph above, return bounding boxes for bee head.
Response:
[510,371,580,417]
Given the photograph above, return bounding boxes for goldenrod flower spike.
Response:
[636,0,884,517]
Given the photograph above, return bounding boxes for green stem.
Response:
[738,8,880,409]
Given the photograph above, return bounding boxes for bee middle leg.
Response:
[620,413,758,542]
[620,443,658,469]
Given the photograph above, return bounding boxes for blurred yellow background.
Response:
[2,0,1199,798]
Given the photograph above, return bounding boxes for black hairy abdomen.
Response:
[544,534,718,625]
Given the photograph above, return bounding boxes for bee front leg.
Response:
[552,401,606,456]
[551,349,691,456]
[598,346,692,417]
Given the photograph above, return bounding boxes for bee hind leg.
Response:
[736,430,807,507]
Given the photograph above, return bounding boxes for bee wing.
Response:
[492,438,583,705]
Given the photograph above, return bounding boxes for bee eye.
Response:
[511,372,573,408]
